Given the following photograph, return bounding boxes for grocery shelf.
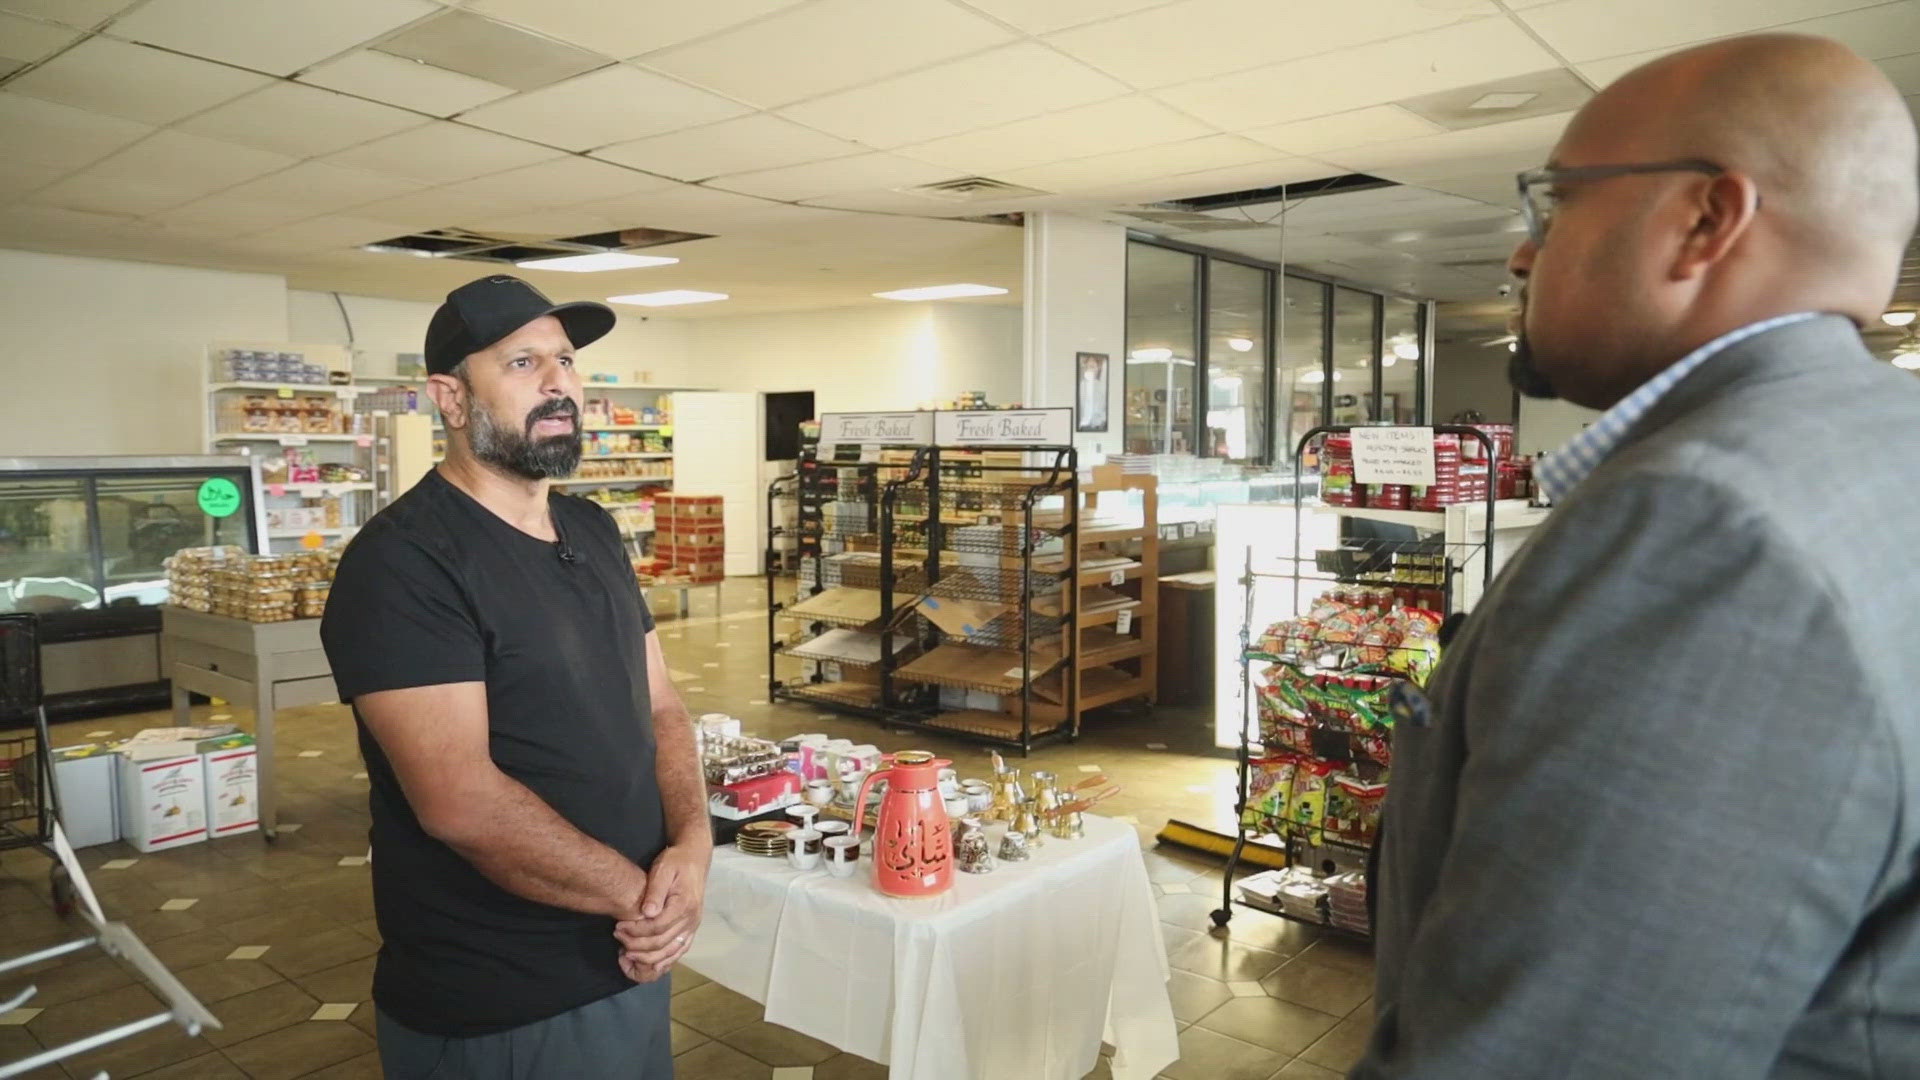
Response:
[352,374,425,384]
[213,433,369,443]
[266,482,375,496]
[266,526,354,539]
[1316,499,1542,531]
[581,452,673,461]
[1078,667,1149,710]
[551,475,672,487]
[209,381,364,396]
[584,424,668,432]
[1081,526,1146,546]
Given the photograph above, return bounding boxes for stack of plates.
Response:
[736,821,795,857]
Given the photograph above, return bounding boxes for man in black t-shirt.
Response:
[321,275,710,1078]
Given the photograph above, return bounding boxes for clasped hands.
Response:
[614,843,710,984]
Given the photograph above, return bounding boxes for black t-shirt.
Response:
[320,469,661,1036]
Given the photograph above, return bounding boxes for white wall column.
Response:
[1021,211,1126,461]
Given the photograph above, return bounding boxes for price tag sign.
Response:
[275,387,293,399]
[355,434,373,448]
[1109,568,1127,587]
[277,435,308,447]
[266,483,286,497]
[1002,667,1030,683]
[1115,610,1133,635]
[196,477,242,518]
[1350,426,1437,486]
[300,531,326,550]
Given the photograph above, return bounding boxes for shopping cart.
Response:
[0,612,73,915]
[0,612,221,1079]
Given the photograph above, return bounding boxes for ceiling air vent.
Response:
[900,177,1049,202]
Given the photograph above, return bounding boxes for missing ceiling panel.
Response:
[559,227,714,250]
[373,9,607,93]
[362,225,717,265]
[1397,69,1590,131]
[900,177,1048,202]
[1157,173,1396,213]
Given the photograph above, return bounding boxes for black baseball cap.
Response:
[424,275,615,376]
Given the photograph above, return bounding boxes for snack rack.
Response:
[1211,425,1499,940]
[886,444,1079,752]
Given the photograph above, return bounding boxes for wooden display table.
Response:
[160,607,338,839]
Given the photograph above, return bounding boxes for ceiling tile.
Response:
[642,0,1016,108]
[1517,0,1875,64]
[0,157,63,198]
[7,37,268,124]
[0,11,80,64]
[326,120,564,184]
[0,91,153,170]
[1157,17,1560,130]
[458,64,750,151]
[144,195,323,235]
[592,114,866,182]
[0,0,136,28]
[1881,51,1920,94]
[897,94,1215,173]
[1047,0,1501,89]
[998,134,1278,190]
[778,42,1129,149]
[957,0,1172,34]
[441,156,677,207]
[568,184,849,232]
[111,0,440,77]
[460,207,624,237]
[213,161,427,214]
[1580,3,1920,88]
[247,214,405,251]
[709,152,957,200]
[176,82,426,158]
[467,0,805,59]
[299,50,514,116]
[1085,154,1341,203]
[1241,105,1443,156]
[373,9,607,92]
[35,131,296,215]
[1322,112,1571,174]
[351,185,523,228]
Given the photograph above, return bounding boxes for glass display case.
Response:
[0,457,261,616]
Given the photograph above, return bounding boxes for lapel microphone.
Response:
[554,514,577,564]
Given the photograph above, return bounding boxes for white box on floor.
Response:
[116,745,207,853]
[202,734,258,839]
[48,746,118,848]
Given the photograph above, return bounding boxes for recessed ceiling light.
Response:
[1128,347,1173,362]
[1507,342,1519,352]
[607,290,728,307]
[1895,351,1920,370]
[1393,342,1421,360]
[1881,310,1916,327]
[1227,337,1253,352]
[873,283,1008,301]
[1381,354,1398,368]
[518,252,680,272]
[1470,91,1539,110]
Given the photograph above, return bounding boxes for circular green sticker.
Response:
[197,477,242,518]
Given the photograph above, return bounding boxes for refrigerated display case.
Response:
[0,456,262,716]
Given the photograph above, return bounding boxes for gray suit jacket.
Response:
[1359,316,1920,1078]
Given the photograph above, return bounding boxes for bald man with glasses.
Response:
[1359,34,1920,1079]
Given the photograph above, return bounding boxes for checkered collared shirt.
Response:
[1532,312,1822,503]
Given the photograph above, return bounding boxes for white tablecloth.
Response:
[688,813,1180,1080]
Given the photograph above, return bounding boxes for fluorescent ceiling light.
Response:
[1212,375,1242,389]
[1227,337,1253,352]
[518,252,679,272]
[1882,311,1916,327]
[607,290,728,307]
[1381,354,1397,368]
[1393,342,1421,360]
[1299,369,1342,384]
[1129,347,1173,362]
[1470,91,1538,110]
[1507,342,1519,352]
[873,283,1008,301]
[1895,351,1920,370]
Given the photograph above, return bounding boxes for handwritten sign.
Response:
[817,412,932,450]
[1115,610,1133,635]
[1350,426,1437,486]
[933,407,1072,446]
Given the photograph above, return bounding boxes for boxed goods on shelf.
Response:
[657,493,722,519]
[1321,429,1514,510]
[167,547,337,622]
[214,348,330,385]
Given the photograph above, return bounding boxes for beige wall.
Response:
[0,249,287,455]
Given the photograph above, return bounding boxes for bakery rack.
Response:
[1212,424,1499,941]
[1071,465,1159,724]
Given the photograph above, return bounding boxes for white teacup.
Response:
[804,779,836,807]
[824,835,860,878]
[814,820,849,841]
[787,829,823,871]
[944,794,970,819]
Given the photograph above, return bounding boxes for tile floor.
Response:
[0,583,1372,1079]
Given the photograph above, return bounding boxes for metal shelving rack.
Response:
[1212,424,1499,939]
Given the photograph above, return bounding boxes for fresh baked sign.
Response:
[933,407,1073,446]
[818,411,933,449]
[1350,426,1437,486]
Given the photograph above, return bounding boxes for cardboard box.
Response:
[202,735,259,839]
[117,747,207,853]
[49,745,119,849]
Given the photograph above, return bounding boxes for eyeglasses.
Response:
[1515,159,1727,245]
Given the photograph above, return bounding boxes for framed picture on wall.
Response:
[1075,352,1109,432]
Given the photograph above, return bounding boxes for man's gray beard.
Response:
[469,403,582,480]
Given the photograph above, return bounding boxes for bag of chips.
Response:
[1287,758,1335,846]
[1241,755,1297,835]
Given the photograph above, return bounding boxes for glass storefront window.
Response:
[0,477,99,614]
[1382,297,1423,424]
[1275,276,1327,463]
[96,473,252,606]
[1124,243,1199,455]
[1332,287,1378,424]
[1204,260,1269,463]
